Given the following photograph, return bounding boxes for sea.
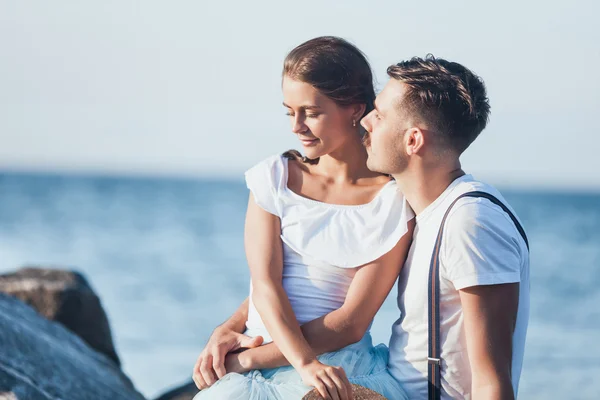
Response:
[0,171,598,399]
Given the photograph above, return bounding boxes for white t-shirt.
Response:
[388,174,530,399]
[244,154,414,342]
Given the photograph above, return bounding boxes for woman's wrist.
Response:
[238,349,255,371]
[295,356,320,371]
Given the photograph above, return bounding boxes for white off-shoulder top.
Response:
[244,154,414,342]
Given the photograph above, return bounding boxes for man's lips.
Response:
[362,134,371,147]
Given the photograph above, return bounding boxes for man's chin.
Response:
[365,156,381,173]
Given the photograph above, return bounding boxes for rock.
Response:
[302,384,387,400]
[153,381,198,400]
[0,293,145,400]
[0,267,120,366]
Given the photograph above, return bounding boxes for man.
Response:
[193,56,530,399]
[360,56,529,399]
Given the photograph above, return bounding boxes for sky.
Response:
[1,1,598,190]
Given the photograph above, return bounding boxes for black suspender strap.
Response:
[427,191,529,400]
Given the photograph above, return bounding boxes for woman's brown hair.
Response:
[282,36,375,164]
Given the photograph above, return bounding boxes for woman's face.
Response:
[282,76,357,159]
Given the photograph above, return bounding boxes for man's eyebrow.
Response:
[282,102,321,110]
[373,100,382,114]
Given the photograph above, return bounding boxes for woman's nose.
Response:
[291,116,308,134]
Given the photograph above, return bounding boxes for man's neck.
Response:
[393,162,465,216]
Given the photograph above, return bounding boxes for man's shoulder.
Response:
[451,176,504,200]
[444,179,520,239]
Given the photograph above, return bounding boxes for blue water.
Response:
[0,171,598,399]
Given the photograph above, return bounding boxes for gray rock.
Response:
[0,292,146,400]
[153,381,198,400]
[0,267,120,366]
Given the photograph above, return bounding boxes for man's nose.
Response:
[360,113,372,132]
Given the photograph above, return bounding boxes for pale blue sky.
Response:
[1,1,598,190]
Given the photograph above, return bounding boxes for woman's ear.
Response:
[350,104,366,124]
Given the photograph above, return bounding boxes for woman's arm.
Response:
[246,193,352,399]
[228,218,415,371]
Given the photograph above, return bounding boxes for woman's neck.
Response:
[316,137,379,184]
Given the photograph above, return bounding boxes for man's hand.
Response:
[192,327,263,390]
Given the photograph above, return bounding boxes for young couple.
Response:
[192,36,530,400]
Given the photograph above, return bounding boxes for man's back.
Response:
[388,175,530,399]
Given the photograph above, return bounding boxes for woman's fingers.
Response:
[319,372,340,400]
[314,379,331,400]
[328,368,350,400]
[335,366,353,400]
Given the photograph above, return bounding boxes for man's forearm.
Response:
[220,297,249,334]
[240,306,360,370]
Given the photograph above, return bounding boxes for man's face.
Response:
[361,80,410,175]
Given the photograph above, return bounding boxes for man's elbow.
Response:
[472,382,514,400]
[472,371,514,400]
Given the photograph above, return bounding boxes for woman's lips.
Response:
[299,137,318,147]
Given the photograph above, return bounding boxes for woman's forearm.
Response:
[301,306,364,352]
[239,306,363,371]
[252,282,317,370]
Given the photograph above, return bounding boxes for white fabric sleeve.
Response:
[441,199,524,290]
[244,155,283,217]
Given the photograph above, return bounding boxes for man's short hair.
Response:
[387,55,490,154]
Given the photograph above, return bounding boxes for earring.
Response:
[352,120,356,127]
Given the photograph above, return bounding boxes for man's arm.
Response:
[460,283,518,400]
[442,200,525,399]
[227,219,414,372]
[192,297,264,389]
[219,297,250,334]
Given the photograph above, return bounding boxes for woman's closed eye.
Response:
[285,111,320,119]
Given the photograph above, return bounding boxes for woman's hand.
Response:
[299,360,353,400]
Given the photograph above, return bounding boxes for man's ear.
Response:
[406,127,425,155]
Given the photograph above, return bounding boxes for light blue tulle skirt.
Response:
[193,334,408,400]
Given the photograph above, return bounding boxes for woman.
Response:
[193,36,413,400]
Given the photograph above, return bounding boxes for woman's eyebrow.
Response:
[282,102,321,110]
